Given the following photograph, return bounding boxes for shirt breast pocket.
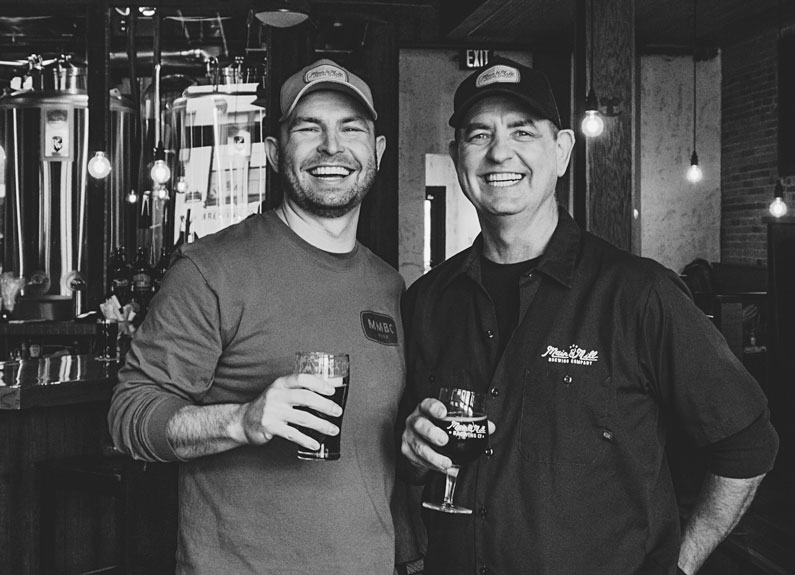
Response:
[520,364,614,466]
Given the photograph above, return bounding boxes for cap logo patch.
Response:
[476,65,521,88]
[304,64,348,84]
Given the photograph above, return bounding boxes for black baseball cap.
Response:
[449,56,562,129]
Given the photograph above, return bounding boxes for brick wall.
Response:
[721,28,779,266]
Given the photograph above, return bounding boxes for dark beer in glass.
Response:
[423,388,489,514]
[294,352,350,461]
[437,413,488,465]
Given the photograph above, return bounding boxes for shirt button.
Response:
[484,447,494,457]
[480,567,488,575]
[489,387,500,397]
[602,429,614,441]
[429,375,435,383]
[485,329,495,339]
[562,374,573,384]
[479,506,488,518]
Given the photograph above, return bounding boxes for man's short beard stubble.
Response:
[279,152,379,219]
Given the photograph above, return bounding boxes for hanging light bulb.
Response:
[151,160,170,184]
[686,151,703,183]
[581,0,604,138]
[155,184,170,201]
[150,141,171,185]
[126,189,139,204]
[769,179,788,218]
[87,151,112,179]
[581,110,604,138]
[686,0,702,184]
[581,89,604,138]
[175,176,188,194]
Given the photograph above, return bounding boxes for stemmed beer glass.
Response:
[422,387,489,514]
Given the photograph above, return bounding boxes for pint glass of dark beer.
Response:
[423,387,488,514]
[294,352,349,461]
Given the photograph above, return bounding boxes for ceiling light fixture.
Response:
[686,0,703,183]
[581,0,604,138]
[254,0,311,28]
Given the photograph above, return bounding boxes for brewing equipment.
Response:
[0,55,135,316]
[169,60,267,244]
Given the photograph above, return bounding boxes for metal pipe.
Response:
[109,48,219,65]
[12,109,24,277]
[40,161,51,285]
[77,111,89,271]
[60,161,72,294]
[153,13,162,147]
[212,100,225,229]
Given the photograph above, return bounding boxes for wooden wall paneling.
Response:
[573,0,588,226]
[586,0,635,251]
[767,221,795,467]
[534,50,576,211]
[0,403,108,574]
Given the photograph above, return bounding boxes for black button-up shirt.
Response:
[401,208,775,575]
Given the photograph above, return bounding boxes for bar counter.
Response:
[0,354,122,573]
[0,354,118,410]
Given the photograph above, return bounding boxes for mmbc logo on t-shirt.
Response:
[361,311,398,345]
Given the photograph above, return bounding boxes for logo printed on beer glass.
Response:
[446,419,487,440]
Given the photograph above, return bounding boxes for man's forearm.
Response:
[166,403,247,460]
[677,472,765,574]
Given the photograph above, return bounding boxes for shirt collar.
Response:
[535,206,580,288]
[440,205,581,291]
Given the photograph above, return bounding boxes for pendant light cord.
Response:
[692,0,697,152]
[589,0,595,92]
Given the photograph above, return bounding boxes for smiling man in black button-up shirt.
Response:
[399,57,778,575]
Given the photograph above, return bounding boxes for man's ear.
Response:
[265,136,280,172]
[448,139,459,169]
[375,135,386,170]
[555,129,575,177]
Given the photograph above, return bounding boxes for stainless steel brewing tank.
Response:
[0,88,134,304]
[170,83,267,244]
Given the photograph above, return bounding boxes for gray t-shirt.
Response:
[109,211,406,575]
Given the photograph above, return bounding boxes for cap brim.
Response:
[449,86,559,128]
[279,80,378,122]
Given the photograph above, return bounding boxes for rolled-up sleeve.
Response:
[640,271,777,465]
[108,253,223,462]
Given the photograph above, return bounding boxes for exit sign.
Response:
[460,49,492,70]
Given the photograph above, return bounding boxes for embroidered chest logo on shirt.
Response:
[541,344,599,366]
[361,312,398,346]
